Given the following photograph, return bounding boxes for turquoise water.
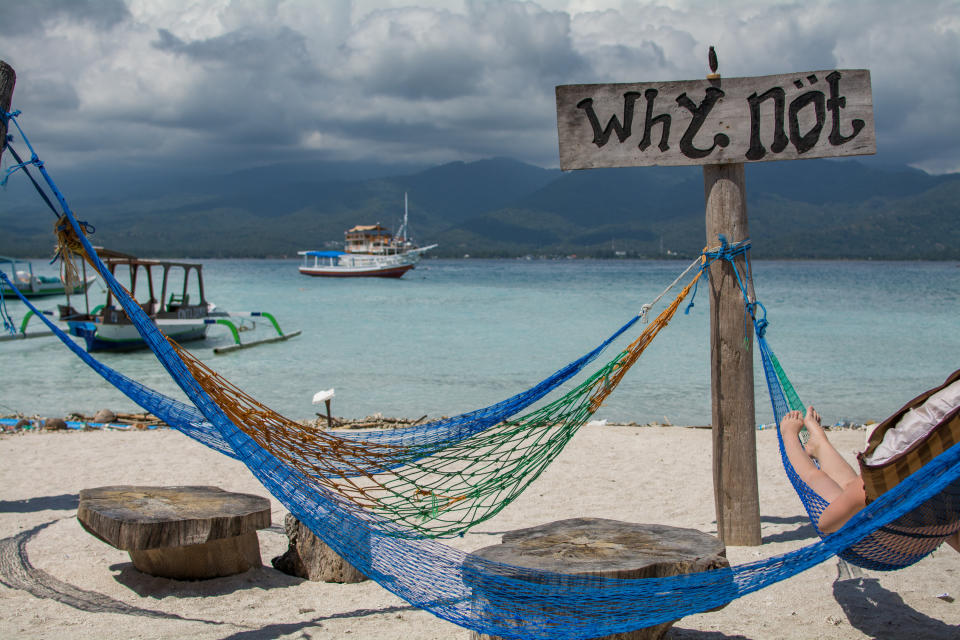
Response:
[1,258,957,427]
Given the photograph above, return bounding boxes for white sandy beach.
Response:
[1,424,958,640]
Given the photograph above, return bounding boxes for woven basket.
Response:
[858,369,960,503]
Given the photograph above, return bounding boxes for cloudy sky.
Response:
[2,0,958,178]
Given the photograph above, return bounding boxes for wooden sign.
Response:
[556,69,874,169]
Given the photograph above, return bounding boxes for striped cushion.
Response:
[858,369,960,503]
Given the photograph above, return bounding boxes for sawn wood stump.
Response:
[271,513,368,583]
[465,517,730,640]
[77,485,271,580]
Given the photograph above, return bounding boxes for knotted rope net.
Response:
[166,269,700,537]
[11,108,960,638]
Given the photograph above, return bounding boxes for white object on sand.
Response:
[312,389,335,404]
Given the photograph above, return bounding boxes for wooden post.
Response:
[0,60,15,165]
[704,162,761,546]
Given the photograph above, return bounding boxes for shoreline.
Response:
[1,411,877,434]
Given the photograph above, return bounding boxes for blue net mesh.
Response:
[46,218,960,637]
[6,109,960,636]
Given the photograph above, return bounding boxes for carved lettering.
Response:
[675,87,729,159]
[826,70,865,146]
[576,92,642,147]
[745,88,788,161]
[788,87,825,155]
[638,89,671,152]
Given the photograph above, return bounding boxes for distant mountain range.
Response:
[2,155,958,260]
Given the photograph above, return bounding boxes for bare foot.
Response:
[803,406,828,456]
[781,410,804,440]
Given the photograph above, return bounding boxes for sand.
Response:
[1,424,958,639]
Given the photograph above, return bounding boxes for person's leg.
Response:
[801,406,860,488]
[781,410,845,502]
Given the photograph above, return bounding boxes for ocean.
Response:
[1,257,957,428]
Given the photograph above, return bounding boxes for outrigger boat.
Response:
[60,252,213,351]
[35,250,300,353]
[299,193,437,278]
[0,255,96,298]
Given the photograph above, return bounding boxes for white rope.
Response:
[637,256,703,323]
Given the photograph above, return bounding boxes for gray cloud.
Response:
[1,0,957,174]
[0,0,129,36]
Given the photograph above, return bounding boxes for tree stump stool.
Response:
[77,485,271,580]
[465,517,730,640]
[271,513,368,583]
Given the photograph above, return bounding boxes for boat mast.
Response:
[394,192,409,249]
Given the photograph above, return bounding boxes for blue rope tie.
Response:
[0,154,38,186]
[4,143,61,217]
[3,111,91,250]
[0,111,40,187]
[687,235,755,334]
[748,300,769,338]
[0,273,19,335]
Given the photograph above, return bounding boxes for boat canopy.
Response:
[347,224,388,233]
[300,250,346,257]
[0,256,29,269]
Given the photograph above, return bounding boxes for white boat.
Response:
[64,253,215,352]
[298,194,437,279]
[0,256,96,298]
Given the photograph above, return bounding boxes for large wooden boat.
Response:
[298,194,436,279]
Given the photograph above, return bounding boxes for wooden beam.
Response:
[704,162,761,546]
[0,60,15,165]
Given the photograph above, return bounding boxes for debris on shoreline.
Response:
[1,409,168,433]
[0,409,436,434]
[314,412,431,430]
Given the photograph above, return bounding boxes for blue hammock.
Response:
[7,109,960,639]
[51,214,960,638]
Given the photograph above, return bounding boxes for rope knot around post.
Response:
[2,109,20,130]
[686,237,753,316]
[748,301,769,339]
[701,235,751,268]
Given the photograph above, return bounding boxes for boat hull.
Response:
[298,263,415,278]
[68,320,209,352]
[0,276,97,298]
